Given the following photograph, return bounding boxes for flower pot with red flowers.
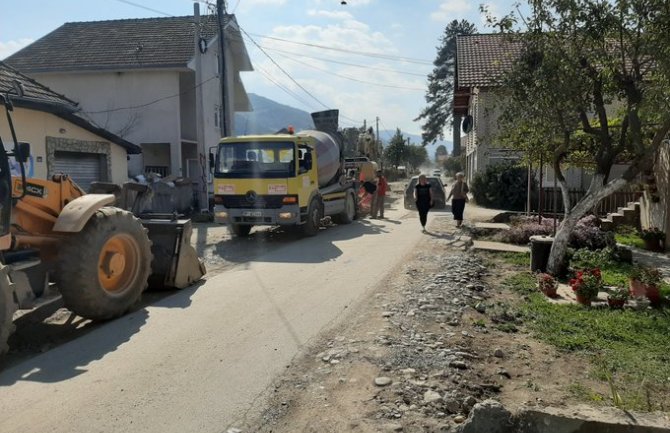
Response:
[537,273,558,298]
[629,265,663,306]
[639,227,665,252]
[569,269,602,306]
[607,287,629,309]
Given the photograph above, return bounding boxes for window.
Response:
[216,141,295,179]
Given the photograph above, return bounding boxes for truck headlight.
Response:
[278,212,293,219]
[215,211,228,219]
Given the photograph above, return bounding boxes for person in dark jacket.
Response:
[413,174,433,232]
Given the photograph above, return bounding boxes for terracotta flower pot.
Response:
[576,294,591,306]
[607,298,626,309]
[644,238,663,252]
[629,279,662,306]
[646,285,661,306]
[629,278,647,297]
[542,286,558,298]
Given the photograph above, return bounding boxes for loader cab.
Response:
[0,140,11,237]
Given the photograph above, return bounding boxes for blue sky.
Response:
[1,0,514,138]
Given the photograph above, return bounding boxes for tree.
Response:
[415,20,476,146]
[434,144,448,163]
[407,145,429,172]
[493,0,670,274]
[383,129,408,168]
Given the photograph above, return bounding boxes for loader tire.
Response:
[332,191,356,225]
[55,207,152,321]
[0,266,17,357]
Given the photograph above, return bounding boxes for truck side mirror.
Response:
[305,151,313,171]
[16,142,30,163]
[209,152,215,171]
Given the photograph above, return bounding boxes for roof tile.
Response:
[5,15,221,73]
[456,34,523,88]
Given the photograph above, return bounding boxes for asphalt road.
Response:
[0,205,431,433]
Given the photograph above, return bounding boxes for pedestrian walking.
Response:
[447,172,469,227]
[371,169,388,219]
[413,174,433,232]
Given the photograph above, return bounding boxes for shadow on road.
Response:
[2,281,203,377]
[213,219,389,264]
[0,308,149,385]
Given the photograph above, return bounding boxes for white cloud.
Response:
[430,0,472,21]
[242,7,429,135]
[0,38,33,60]
[307,9,354,20]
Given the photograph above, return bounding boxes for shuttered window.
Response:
[53,151,107,192]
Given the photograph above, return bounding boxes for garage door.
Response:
[53,151,106,191]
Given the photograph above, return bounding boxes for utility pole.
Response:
[194,3,208,211]
[216,0,228,137]
[375,116,380,160]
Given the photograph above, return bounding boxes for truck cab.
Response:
[212,132,357,237]
[212,135,315,234]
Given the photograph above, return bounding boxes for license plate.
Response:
[243,211,262,217]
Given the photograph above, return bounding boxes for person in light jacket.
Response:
[447,172,469,227]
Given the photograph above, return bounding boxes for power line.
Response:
[240,27,331,111]
[248,32,433,65]
[262,46,429,77]
[254,64,321,112]
[271,49,426,91]
[113,0,174,16]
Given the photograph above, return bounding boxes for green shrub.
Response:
[471,162,534,211]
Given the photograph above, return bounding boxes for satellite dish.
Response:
[462,115,473,134]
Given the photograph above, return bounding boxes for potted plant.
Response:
[569,268,603,306]
[639,227,665,252]
[629,265,663,305]
[537,273,558,298]
[607,287,629,309]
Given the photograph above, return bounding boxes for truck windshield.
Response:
[216,141,295,178]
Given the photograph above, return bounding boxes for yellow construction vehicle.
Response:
[0,92,205,356]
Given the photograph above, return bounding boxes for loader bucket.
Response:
[141,216,206,290]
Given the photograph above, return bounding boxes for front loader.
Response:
[0,92,205,357]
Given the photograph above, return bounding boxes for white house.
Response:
[5,14,253,183]
[0,62,140,190]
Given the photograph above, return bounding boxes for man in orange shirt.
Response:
[371,169,388,219]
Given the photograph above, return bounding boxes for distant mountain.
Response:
[234,95,453,162]
[234,94,314,134]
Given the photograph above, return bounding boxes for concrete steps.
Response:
[600,201,640,231]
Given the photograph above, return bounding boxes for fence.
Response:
[532,186,640,217]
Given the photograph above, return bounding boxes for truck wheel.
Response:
[0,267,17,357]
[230,224,252,237]
[302,199,322,236]
[332,191,356,225]
[55,207,152,321]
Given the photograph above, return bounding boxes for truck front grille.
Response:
[221,195,284,209]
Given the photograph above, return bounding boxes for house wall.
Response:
[542,164,630,190]
[0,107,128,184]
[31,70,182,177]
[464,88,520,182]
[640,141,670,249]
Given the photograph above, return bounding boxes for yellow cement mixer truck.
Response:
[212,110,358,236]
